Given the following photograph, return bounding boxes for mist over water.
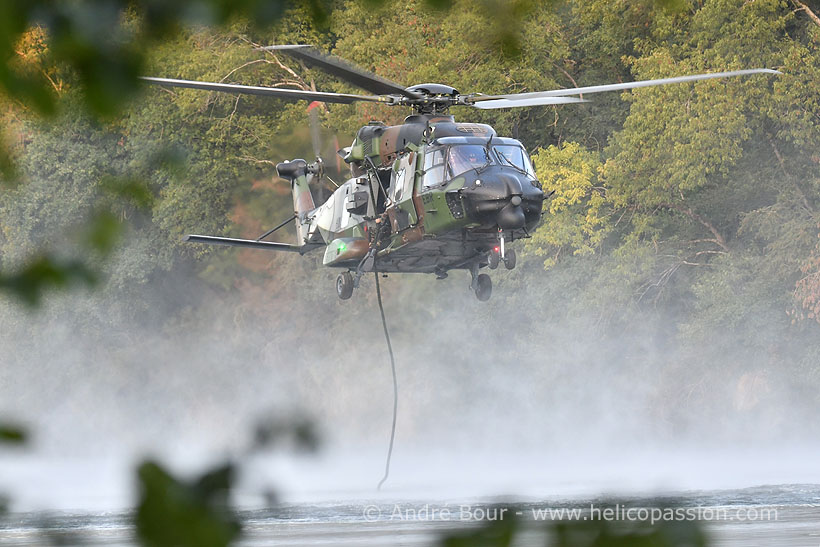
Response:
[2,246,819,513]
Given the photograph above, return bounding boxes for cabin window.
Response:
[422,148,446,190]
[493,145,536,178]
[447,145,490,178]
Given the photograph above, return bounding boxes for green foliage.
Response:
[438,512,708,547]
[0,422,25,519]
[330,0,569,138]
[1,1,820,540]
[100,176,156,210]
[549,518,708,547]
[529,142,608,266]
[0,0,337,117]
[511,0,820,354]
[0,135,17,184]
[136,461,241,547]
[0,254,98,307]
[0,98,159,304]
[795,234,820,323]
[131,413,319,546]
[440,513,517,546]
[0,423,26,444]
[0,0,816,386]
[83,210,124,255]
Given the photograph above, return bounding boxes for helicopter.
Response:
[142,45,777,301]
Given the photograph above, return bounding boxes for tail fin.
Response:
[276,159,318,244]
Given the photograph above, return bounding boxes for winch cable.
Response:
[374,270,398,490]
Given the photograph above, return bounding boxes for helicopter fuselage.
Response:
[294,114,544,276]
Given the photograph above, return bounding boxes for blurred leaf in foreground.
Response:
[0,136,18,186]
[550,516,709,547]
[136,461,240,547]
[0,423,27,444]
[83,210,124,256]
[252,415,319,453]
[438,508,710,546]
[440,512,517,547]
[100,176,156,210]
[0,255,98,307]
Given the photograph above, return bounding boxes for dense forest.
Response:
[2,0,820,466]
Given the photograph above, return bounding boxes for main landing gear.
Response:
[337,244,381,300]
[469,263,492,301]
[475,231,519,301]
[337,271,354,300]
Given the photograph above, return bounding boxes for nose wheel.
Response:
[488,247,516,270]
[488,231,516,270]
[503,248,516,270]
[488,251,500,269]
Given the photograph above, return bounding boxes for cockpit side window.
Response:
[493,145,536,178]
[422,147,446,190]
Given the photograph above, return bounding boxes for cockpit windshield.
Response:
[493,145,536,178]
[422,142,537,190]
[447,145,490,177]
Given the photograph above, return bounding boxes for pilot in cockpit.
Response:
[447,145,489,178]
[448,148,477,175]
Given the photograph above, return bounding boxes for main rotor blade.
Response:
[141,77,389,105]
[472,68,781,106]
[259,45,422,100]
[472,96,587,109]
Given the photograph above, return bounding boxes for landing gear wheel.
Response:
[475,273,492,301]
[488,251,500,270]
[503,249,516,270]
[336,272,354,300]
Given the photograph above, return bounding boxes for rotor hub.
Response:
[403,83,461,114]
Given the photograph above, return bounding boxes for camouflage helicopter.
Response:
[143,46,776,301]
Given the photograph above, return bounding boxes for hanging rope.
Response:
[375,271,398,490]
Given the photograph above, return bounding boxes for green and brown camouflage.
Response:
[344,115,494,170]
[275,114,541,282]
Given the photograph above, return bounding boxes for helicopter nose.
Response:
[459,169,541,230]
[497,200,526,229]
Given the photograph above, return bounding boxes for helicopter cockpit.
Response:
[420,138,537,191]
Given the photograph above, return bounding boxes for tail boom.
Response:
[183,235,320,254]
